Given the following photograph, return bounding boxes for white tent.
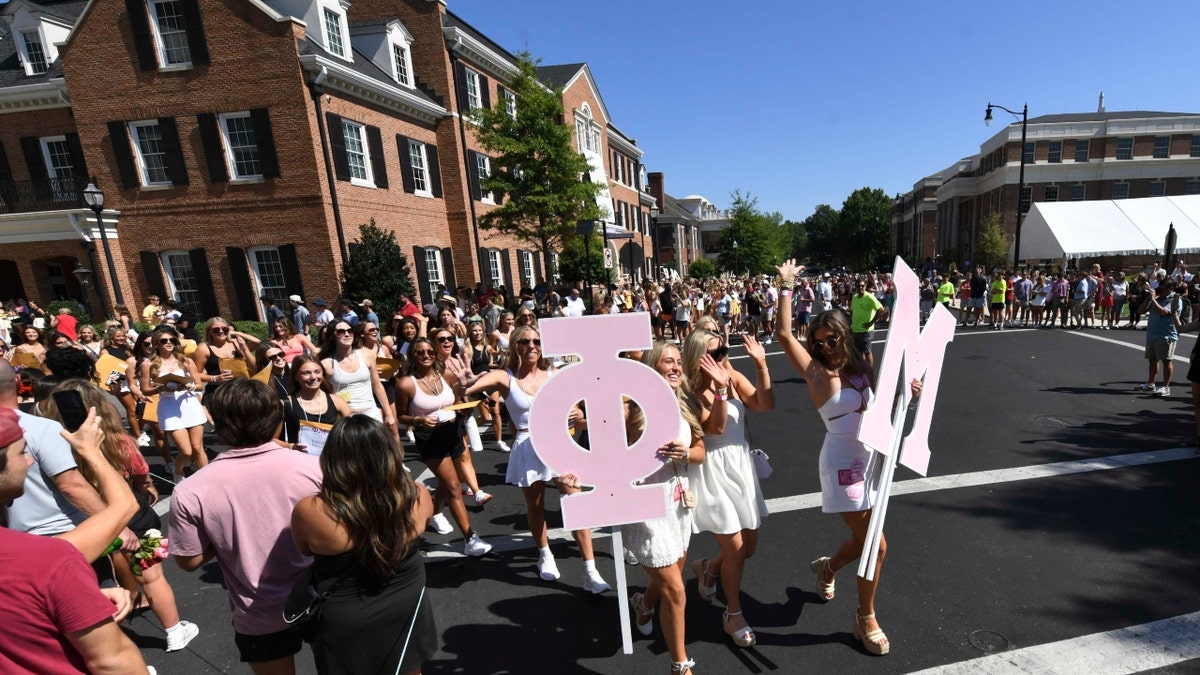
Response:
[1017,195,1200,261]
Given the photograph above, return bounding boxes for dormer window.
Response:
[128,0,210,71]
[392,42,412,87]
[20,30,49,75]
[323,7,347,58]
[148,0,193,66]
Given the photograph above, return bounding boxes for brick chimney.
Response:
[648,172,665,211]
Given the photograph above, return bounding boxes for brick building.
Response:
[892,102,1200,267]
[0,0,657,321]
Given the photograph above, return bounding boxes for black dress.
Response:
[309,546,437,675]
[282,393,340,444]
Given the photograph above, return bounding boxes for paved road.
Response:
[127,325,1200,674]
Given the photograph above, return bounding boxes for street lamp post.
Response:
[985,103,1028,268]
[649,206,660,283]
[732,239,740,277]
[71,261,92,315]
[82,177,125,309]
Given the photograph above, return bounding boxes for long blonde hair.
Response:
[681,330,722,391]
[147,327,180,380]
[637,341,703,442]
[503,324,551,372]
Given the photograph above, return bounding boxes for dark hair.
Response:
[289,353,331,395]
[318,320,357,359]
[207,379,284,447]
[403,338,442,377]
[44,345,96,380]
[318,415,420,579]
[30,372,56,402]
[807,310,866,375]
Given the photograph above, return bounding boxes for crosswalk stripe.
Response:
[909,611,1200,674]
[1066,329,1192,364]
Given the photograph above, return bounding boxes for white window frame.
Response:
[487,249,503,288]
[575,104,601,156]
[1048,141,1062,163]
[1148,180,1166,197]
[1112,182,1130,200]
[248,245,289,314]
[147,0,193,70]
[1022,142,1034,164]
[19,29,50,76]
[520,251,534,288]
[160,249,203,318]
[218,112,263,182]
[1116,138,1133,160]
[423,247,443,301]
[322,5,349,60]
[39,136,76,200]
[550,252,561,281]
[476,153,493,204]
[501,88,516,120]
[464,69,482,111]
[128,120,172,188]
[1043,185,1059,202]
[408,141,432,197]
[1070,183,1087,201]
[341,119,374,187]
[391,41,413,88]
[1152,137,1170,159]
[1074,139,1090,163]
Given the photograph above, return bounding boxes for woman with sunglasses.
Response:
[141,327,207,481]
[319,320,395,429]
[76,325,103,361]
[623,340,705,675]
[280,354,351,449]
[257,344,293,400]
[192,317,258,399]
[463,320,502,451]
[269,317,318,364]
[680,330,772,648]
[127,333,171,464]
[396,338,492,557]
[430,327,489,507]
[448,325,610,592]
[99,326,145,442]
[774,260,921,656]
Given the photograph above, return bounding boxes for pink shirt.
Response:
[169,442,322,635]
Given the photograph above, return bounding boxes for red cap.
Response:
[0,407,22,448]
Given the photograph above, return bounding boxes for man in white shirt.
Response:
[762,281,778,344]
[815,273,833,313]
[564,288,586,318]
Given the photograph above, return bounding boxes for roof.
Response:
[441,10,516,65]
[658,194,698,223]
[1019,110,1193,125]
[6,0,90,23]
[536,63,583,90]
[298,37,443,109]
[1020,195,1200,259]
[0,23,63,89]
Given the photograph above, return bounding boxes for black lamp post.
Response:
[732,239,740,277]
[649,206,660,283]
[71,260,92,314]
[985,103,1029,268]
[82,177,125,307]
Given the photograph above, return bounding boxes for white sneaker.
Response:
[763,337,773,344]
[1155,386,1171,397]
[537,553,560,581]
[583,569,612,594]
[474,490,493,507]
[464,533,492,557]
[496,440,511,453]
[1136,383,1155,392]
[624,548,639,565]
[404,429,415,444]
[136,432,152,448]
[165,621,199,652]
[428,513,453,535]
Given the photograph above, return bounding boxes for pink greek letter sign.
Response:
[856,258,955,476]
[528,314,682,531]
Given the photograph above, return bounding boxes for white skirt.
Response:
[818,433,880,513]
[157,391,206,431]
[505,432,556,487]
[689,440,767,534]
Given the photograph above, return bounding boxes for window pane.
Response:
[488,250,502,287]
[1070,184,1086,201]
[22,31,48,74]
[1022,142,1034,164]
[43,139,73,179]
[162,252,203,318]
[392,44,410,86]
[252,248,288,309]
[466,72,481,110]
[151,1,192,65]
[134,123,170,184]
[342,121,369,181]
[1192,136,1200,158]
[1116,138,1133,160]
[1019,186,1031,213]
[1112,183,1129,199]
[324,8,344,56]
[476,154,491,201]
[1186,180,1200,195]
[409,142,428,193]
[1149,181,1166,197]
[223,115,261,178]
[424,248,442,300]
[1044,186,1059,202]
[1074,139,1089,163]
[1153,137,1170,159]
[1048,141,1062,163]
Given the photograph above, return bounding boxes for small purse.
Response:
[671,460,695,509]
[742,404,772,480]
[283,567,343,641]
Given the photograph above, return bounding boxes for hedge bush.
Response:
[46,299,91,325]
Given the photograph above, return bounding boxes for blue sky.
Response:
[449,0,1200,221]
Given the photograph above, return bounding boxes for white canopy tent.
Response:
[1017,195,1200,261]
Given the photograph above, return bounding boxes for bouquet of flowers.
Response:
[132,529,169,576]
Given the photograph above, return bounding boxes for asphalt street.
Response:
[126,324,1200,674]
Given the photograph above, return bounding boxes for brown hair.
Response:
[807,310,867,376]
[42,380,131,489]
[207,379,284,447]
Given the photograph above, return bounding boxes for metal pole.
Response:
[1015,104,1028,269]
[651,215,660,282]
[93,204,124,306]
[584,234,591,312]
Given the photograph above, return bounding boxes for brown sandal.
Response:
[810,557,835,601]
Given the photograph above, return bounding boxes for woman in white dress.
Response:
[622,341,705,675]
[682,330,773,647]
[139,327,207,481]
[449,325,610,593]
[774,260,920,656]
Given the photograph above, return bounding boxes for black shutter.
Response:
[466,150,480,201]
[326,113,349,181]
[189,248,219,319]
[480,74,491,110]
[157,117,189,185]
[533,254,543,284]
[64,134,88,180]
[454,62,468,113]
[125,0,156,71]
[19,137,51,200]
[477,247,489,284]
[225,247,258,320]
[196,113,228,182]
[0,140,11,182]
[0,141,12,206]
[107,121,139,188]
[249,108,280,178]
[278,244,305,299]
[178,0,210,66]
[412,246,431,306]
[440,248,456,294]
[426,145,442,198]
[139,251,168,300]
[501,249,513,290]
[366,125,387,188]
[396,135,414,194]
[497,86,507,112]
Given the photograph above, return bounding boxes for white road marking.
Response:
[1065,329,1191,364]
[910,610,1200,674]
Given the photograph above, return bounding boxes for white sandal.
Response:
[670,658,696,674]
[630,592,655,637]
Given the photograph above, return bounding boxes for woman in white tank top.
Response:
[319,319,394,428]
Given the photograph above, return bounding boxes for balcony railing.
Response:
[0,176,88,215]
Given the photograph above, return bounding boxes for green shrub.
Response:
[233,321,269,341]
[688,259,718,279]
[46,299,91,325]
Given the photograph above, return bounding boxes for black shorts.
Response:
[1188,353,1200,383]
[414,421,466,463]
[234,628,302,663]
[853,332,872,355]
[673,320,690,332]
[990,302,1005,312]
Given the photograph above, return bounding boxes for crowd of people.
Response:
[5,252,1196,674]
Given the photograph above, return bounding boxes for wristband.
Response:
[780,290,793,298]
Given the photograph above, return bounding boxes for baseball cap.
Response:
[0,407,22,448]
[822,272,830,278]
[313,298,327,306]
[359,299,373,308]
[288,294,302,303]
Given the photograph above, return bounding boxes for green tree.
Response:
[975,212,1010,271]
[803,204,839,264]
[472,51,605,276]
[557,234,612,287]
[688,258,717,279]
[340,220,415,314]
[837,187,891,269]
[716,191,790,275]
[783,219,807,261]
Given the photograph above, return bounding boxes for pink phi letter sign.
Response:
[528,313,683,531]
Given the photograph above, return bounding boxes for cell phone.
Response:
[135,400,147,419]
[52,390,88,433]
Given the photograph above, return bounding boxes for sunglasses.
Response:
[334,328,353,335]
[412,350,436,357]
[211,327,229,334]
[365,328,379,334]
[435,336,455,343]
[159,338,179,345]
[267,352,285,360]
[707,345,729,362]
[815,335,840,350]
[517,338,542,347]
